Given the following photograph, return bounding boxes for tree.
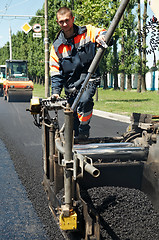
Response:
[110,0,120,90]
[0,43,10,64]
[74,0,111,27]
[99,48,113,89]
[119,14,125,91]
[119,0,137,91]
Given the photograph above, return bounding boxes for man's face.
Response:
[57,12,74,34]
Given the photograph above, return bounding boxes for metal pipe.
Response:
[76,147,148,161]
[64,109,73,161]
[49,124,54,182]
[64,107,74,208]
[74,142,134,150]
[71,0,130,111]
[84,162,100,178]
[55,138,65,155]
[42,109,50,178]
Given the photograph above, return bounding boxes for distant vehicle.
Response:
[0,65,6,96]
[3,60,34,102]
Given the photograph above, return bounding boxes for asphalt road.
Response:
[0,97,128,240]
[0,138,48,240]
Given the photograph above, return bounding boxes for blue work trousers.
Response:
[67,81,97,137]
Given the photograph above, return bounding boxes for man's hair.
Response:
[56,7,73,19]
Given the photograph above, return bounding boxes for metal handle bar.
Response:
[41,97,68,111]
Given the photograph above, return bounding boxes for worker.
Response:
[50,6,108,139]
[17,64,23,74]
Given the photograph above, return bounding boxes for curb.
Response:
[93,109,131,124]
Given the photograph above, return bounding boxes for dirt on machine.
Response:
[3,59,33,102]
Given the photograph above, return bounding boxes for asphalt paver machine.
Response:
[28,0,159,239]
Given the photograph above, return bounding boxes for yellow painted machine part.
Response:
[59,211,77,231]
[30,98,41,114]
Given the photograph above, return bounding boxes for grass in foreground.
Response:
[33,84,159,116]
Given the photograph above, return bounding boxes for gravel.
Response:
[80,186,159,240]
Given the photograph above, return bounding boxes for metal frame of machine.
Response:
[28,97,159,239]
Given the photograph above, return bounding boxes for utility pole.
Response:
[44,0,50,97]
[9,26,12,60]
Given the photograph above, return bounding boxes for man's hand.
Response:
[96,35,108,48]
[52,94,59,99]
[51,94,59,102]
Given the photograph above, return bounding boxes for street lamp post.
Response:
[9,26,12,60]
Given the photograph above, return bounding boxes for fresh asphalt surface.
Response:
[0,97,129,240]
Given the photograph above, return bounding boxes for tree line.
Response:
[0,0,158,92]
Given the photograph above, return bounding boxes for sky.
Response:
[0,0,158,68]
[0,0,44,48]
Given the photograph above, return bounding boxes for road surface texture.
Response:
[0,138,47,240]
[0,97,159,239]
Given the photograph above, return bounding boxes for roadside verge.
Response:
[93,109,131,123]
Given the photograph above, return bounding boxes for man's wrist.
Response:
[52,93,59,99]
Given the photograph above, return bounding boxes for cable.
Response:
[0,0,13,23]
